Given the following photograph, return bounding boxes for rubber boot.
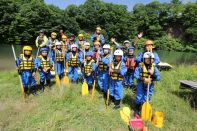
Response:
[88,85,92,94]
[108,95,115,106]
[31,86,38,96]
[40,82,45,92]
[46,80,51,90]
[113,99,121,109]
[134,104,141,117]
[24,87,29,98]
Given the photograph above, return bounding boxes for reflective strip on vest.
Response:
[139,62,155,82]
[39,56,50,68]
[110,61,123,80]
[56,50,64,62]
[68,53,78,66]
[19,54,34,70]
[84,60,94,74]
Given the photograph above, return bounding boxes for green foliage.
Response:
[0,0,196,52]
[154,35,183,51]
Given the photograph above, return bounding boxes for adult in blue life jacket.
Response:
[97,44,111,94]
[52,42,67,79]
[136,40,160,65]
[91,26,105,46]
[109,50,127,109]
[16,46,37,96]
[83,52,97,92]
[124,46,136,88]
[37,48,53,92]
[134,52,160,113]
[66,44,82,83]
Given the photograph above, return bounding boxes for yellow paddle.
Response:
[55,48,60,88]
[62,49,69,87]
[141,49,153,121]
[82,50,88,96]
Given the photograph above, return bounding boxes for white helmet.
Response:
[103,44,110,49]
[71,44,78,49]
[84,42,90,46]
[55,41,62,46]
[143,52,154,59]
[124,40,130,44]
[114,50,123,56]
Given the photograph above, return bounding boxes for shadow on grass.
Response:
[122,94,136,111]
[171,90,197,109]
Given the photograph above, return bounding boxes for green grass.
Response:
[0,65,196,131]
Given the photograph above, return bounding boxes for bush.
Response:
[154,35,184,51]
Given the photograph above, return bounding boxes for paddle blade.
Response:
[63,76,69,86]
[82,80,88,96]
[55,75,60,87]
[141,101,152,121]
[92,81,96,98]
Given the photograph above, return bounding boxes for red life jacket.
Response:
[125,57,136,70]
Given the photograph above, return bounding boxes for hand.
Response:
[144,78,151,84]
[43,68,47,72]
[137,32,143,39]
[148,70,153,75]
[32,72,35,77]
[110,38,116,43]
[87,73,91,76]
[109,68,114,73]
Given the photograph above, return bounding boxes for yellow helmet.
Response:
[94,41,100,46]
[144,40,154,46]
[62,35,67,39]
[51,32,57,36]
[78,34,84,37]
[23,46,32,53]
[96,26,102,31]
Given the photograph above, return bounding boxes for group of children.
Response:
[16,28,160,113]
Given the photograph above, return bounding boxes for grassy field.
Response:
[0,65,196,131]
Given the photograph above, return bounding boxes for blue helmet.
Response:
[85,52,93,57]
[40,48,48,53]
[116,45,123,49]
[128,46,135,51]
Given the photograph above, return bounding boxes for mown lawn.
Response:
[0,65,196,131]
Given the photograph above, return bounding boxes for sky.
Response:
[44,0,195,11]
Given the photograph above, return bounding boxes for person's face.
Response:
[24,50,32,55]
[86,56,91,60]
[62,38,67,42]
[128,50,134,55]
[42,51,48,57]
[70,36,75,40]
[96,29,101,34]
[144,58,154,64]
[145,44,153,51]
[51,34,56,39]
[94,45,100,50]
[39,33,44,37]
[85,45,90,49]
[56,45,61,49]
[72,47,77,52]
[125,43,129,48]
[104,49,109,54]
[115,56,121,61]
[78,36,83,41]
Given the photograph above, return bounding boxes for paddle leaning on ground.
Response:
[11,44,25,98]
